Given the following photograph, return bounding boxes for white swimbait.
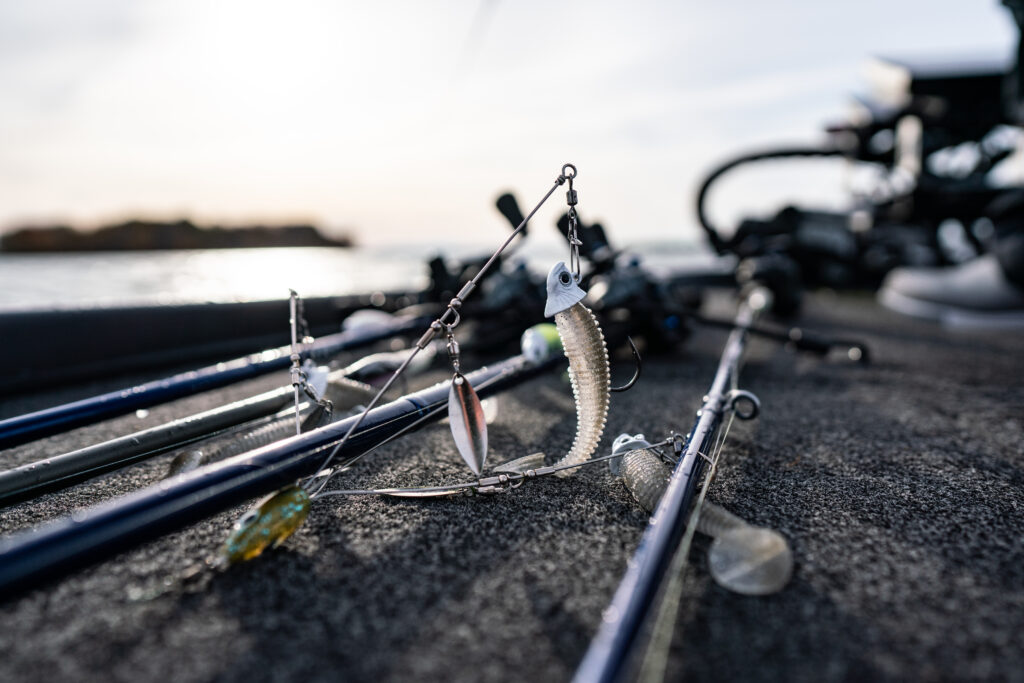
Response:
[543,261,610,475]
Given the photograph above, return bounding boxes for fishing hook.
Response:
[610,336,641,393]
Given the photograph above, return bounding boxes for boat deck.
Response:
[1,292,1022,682]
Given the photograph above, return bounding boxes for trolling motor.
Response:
[697,3,1024,290]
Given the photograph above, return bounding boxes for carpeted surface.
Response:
[0,292,1022,682]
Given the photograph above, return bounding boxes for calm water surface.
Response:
[0,242,715,311]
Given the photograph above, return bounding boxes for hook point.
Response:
[611,337,641,393]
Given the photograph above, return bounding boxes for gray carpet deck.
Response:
[0,292,1022,682]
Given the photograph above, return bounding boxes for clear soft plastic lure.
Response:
[609,433,793,595]
[544,261,609,475]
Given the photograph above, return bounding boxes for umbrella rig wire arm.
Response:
[316,290,770,504]
[314,450,652,499]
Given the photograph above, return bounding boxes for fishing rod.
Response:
[0,357,420,506]
[0,286,445,507]
[0,292,412,397]
[0,313,430,452]
[0,342,564,600]
[572,285,792,682]
[0,385,294,506]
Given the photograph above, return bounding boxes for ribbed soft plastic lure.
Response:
[543,261,610,475]
[220,485,311,565]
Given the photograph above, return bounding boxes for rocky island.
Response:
[0,219,353,251]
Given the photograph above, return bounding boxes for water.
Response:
[0,242,718,311]
[0,247,426,311]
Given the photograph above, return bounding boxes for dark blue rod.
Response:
[0,315,428,451]
[574,301,756,682]
[0,352,557,599]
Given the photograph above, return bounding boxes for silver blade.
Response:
[448,373,488,475]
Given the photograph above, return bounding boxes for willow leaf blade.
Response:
[448,373,488,475]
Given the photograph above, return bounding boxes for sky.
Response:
[0,1,1016,246]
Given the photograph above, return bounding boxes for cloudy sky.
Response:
[0,1,1015,246]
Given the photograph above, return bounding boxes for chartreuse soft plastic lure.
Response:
[220,485,311,565]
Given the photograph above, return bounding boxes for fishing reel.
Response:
[458,261,547,355]
[584,255,702,353]
[717,206,942,292]
[415,197,551,356]
[697,8,1024,291]
[498,190,706,352]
